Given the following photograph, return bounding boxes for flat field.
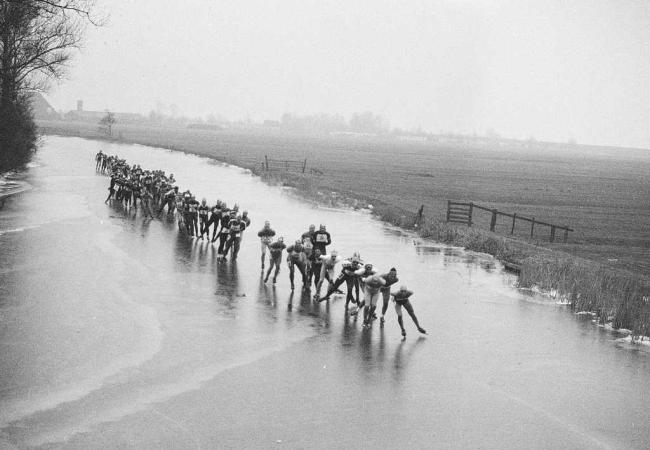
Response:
[38,120,650,276]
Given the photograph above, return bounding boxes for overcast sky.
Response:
[47,0,650,148]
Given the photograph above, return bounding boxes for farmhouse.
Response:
[64,100,146,124]
[28,92,61,120]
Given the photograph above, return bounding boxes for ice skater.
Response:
[313,250,341,301]
[361,273,386,328]
[391,285,427,338]
[286,240,308,290]
[257,221,276,269]
[379,267,399,323]
[264,237,286,285]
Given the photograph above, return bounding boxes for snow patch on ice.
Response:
[616,335,650,347]
[0,224,41,236]
[630,335,649,346]
[519,285,572,305]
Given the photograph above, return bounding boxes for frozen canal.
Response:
[1,136,649,449]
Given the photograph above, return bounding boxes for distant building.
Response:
[64,99,146,124]
[28,92,61,120]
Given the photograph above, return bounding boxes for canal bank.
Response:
[38,123,650,340]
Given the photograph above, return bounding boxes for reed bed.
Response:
[518,255,650,338]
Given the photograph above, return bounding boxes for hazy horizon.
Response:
[45,0,650,149]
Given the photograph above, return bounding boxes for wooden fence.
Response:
[204,154,312,174]
[446,201,573,243]
[262,155,307,173]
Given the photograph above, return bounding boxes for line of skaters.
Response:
[97,150,249,259]
[96,150,426,339]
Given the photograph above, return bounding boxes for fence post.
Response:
[490,209,498,231]
[530,217,535,238]
[563,228,569,243]
[468,203,473,227]
[285,160,289,171]
[511,213,516,234]
[550,226,556,243]
[416,205,424,226]
[265,155,269,171]
[302,159,307,173]
[446,200,451,222]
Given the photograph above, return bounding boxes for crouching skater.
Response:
[391,286,427,338]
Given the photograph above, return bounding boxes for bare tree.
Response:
[98,110,115,136]
[349,111,389,134]
[1,1,100,96]
[0,0,100,170]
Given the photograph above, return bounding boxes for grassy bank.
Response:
[518,256,650,340]
[38,120,650,337]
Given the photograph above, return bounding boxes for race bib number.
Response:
[316,234,327,243]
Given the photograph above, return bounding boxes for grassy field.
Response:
[38,120,650,276]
